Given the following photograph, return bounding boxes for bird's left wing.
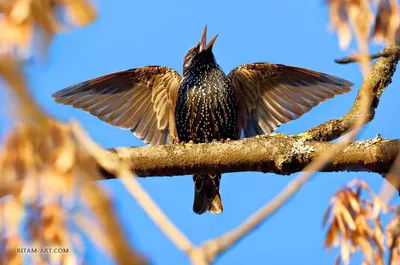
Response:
[227,63,354,137]
[52,66,182,145]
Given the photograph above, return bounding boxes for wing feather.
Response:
[228,63,353,137]
[52,66,182,145]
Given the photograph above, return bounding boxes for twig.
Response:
[71,122,195,256]
[0,56,48,124]
[334,47,400,64]
[81,182,145,265]
[119,176,195,254]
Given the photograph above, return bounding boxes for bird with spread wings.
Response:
[53,26,353,214]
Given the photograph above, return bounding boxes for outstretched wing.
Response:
[228,63,354,137]
[52,66,182,145]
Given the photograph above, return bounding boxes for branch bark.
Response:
[103,136,399,177]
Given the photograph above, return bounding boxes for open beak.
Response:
[199,25,218,52]
[205,34,218,50]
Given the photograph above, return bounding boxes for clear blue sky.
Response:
[1,0,399,264]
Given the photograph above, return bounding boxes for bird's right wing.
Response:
[52,66,182,145]
[228,63,354,137]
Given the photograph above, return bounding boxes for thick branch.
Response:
[303,44,400,141]
[104,136,399,177]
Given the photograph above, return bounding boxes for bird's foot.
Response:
[185,140,194,147]
[173,139,188,145]
[211,138,232,143]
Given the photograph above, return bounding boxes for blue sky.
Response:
[1,0,399,264]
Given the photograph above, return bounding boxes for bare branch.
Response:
[102,137,399,177]
[334,47,400,64]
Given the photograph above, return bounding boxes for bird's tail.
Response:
[193,174,223,214]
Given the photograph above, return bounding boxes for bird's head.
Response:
[182,25,218,75]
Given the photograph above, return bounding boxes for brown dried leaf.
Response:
[0,56,47,122]
[0,0,97,58]
[348,192,361,213]
[373,0,400,44]
[323,204,333,227]
[340,204,357,231]
[8,0,32,24]
[334,255,341,265]
[325,219,340,248]
[60,0,97,26]
[338,20,353,49]
[374,248,384,265]
[341,238,351,265]
[356,236,374,263]
[1,236,24,265]
[323,179,389,265]
[335,204,348,233]
[0,19,32,57]
[372,220,385,252]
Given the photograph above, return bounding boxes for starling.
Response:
[52,26,354,214]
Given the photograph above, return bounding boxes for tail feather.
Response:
[193,174,223,214]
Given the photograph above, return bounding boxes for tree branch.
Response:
[303,44,400,141]
[334,47,400,64]
[103,136,398,177]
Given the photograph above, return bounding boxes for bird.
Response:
[52,26,354,215]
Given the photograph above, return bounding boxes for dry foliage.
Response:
[324,180,400,265]
[0,0,96,59]
[327,0,400,74]
[0,57,145,265]
[386,209,400,265]
[0,1,399,265]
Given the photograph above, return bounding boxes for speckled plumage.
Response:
[176,58,238,143]
[176,37,238,214]
[52,26,354,215]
